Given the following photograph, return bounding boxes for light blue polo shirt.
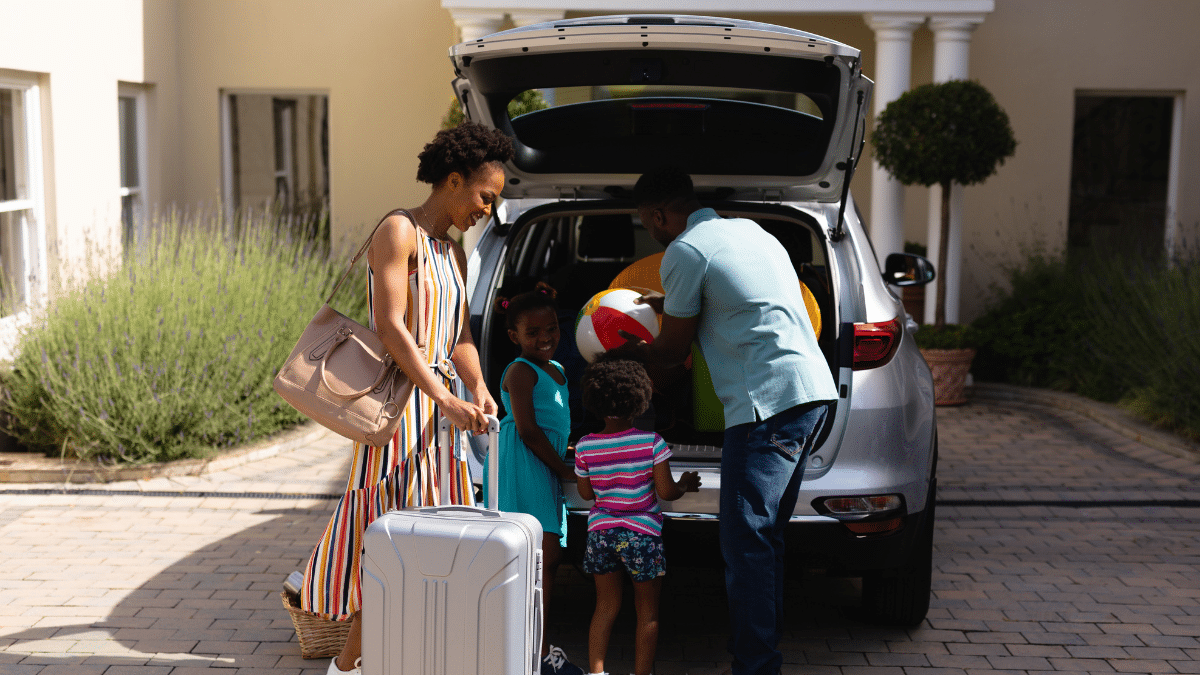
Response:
[661,208,837,428]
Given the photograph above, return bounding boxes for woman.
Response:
[301,122,510,675]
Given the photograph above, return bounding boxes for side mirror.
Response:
[883,253,936,287]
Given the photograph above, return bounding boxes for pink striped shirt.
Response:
[574,429,671,536]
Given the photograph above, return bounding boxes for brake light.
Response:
[853,318,902,370]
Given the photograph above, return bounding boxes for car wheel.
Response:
[860,477,935,626]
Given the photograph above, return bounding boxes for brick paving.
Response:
[1,385,1197,675]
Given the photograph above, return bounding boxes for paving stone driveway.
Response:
[0,386,1197,675]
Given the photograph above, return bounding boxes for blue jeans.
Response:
[720,401,831,675]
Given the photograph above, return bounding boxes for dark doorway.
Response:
[1068,95,1174,258]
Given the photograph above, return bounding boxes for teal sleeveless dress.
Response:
[485,357,570,538]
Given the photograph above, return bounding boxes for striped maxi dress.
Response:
[300,230,476,621]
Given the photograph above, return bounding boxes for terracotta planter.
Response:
[919,348,976,406]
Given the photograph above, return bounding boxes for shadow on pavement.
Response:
[2,506,906,674]
[1,505,332,672]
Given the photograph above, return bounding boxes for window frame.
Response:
[0,70,48,320]
[118,82,149,249]
[219,88,329,221]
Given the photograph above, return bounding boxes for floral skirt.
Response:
[582,526,666,583]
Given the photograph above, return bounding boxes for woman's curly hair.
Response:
[416,122,515,185]
[580,357,653,420]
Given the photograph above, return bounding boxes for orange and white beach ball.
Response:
[575,288,659,363]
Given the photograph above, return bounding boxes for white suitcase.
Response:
[361,415,544,675]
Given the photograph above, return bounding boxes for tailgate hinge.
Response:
[558,187,579,200]
[762,189,783,203]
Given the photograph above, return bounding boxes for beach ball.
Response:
[575,288,659,362]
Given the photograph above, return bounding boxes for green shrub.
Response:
[970,252,1120,400]
[971,247,1200,438]
[2,211,367,463]
[913,323,977,350]
[1084,255,1200,439]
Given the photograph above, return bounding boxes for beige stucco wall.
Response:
[172,0,461,248]
[960,0,1200,319]
[0,0,153,274]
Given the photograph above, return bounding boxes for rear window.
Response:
[468,49,840,178]
[513,85,824,121]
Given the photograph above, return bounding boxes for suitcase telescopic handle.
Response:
[438,415,501,507]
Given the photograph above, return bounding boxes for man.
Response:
[623,167,838,675]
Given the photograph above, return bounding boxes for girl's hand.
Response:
[439,396,488,434]
[556,463,577,483]
[678,470,701,493]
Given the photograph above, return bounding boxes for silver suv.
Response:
[452,14,938,626]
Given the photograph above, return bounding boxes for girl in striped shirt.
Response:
[574,357,700,675]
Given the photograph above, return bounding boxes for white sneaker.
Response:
[326,657,361,675]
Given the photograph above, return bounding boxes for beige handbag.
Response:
[273,210,428,447]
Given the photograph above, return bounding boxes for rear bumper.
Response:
[567,504,931,574]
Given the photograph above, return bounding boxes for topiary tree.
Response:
[872,79,1017,328]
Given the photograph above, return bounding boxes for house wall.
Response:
[0,0,153,276]
[173,0,461,248]
[959,0,1200,319]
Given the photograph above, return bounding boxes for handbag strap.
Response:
[324,209,427,351]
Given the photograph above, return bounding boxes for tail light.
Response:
[852,317,902,370]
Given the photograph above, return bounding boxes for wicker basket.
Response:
[281,591,352,659]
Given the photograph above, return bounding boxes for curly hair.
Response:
[580,357,653,420]
[632,165,695,208]
[500,282,559,330]
[416,122,515,185]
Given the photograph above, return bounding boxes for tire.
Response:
[860,478,935,626]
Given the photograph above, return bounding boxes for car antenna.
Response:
[832,89,866,243]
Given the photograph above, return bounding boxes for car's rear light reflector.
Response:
[845,517,903,535]
[853,318,902,370]
[823,495,902,515]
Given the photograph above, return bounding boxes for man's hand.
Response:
[633,290,665,314]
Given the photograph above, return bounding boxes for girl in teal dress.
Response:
[485,283,583,675]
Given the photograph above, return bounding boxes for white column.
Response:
[449,9,506,255]
[924,14,985,326]
[864,14,924,267]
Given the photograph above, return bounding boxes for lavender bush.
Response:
[2,210,367,463]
